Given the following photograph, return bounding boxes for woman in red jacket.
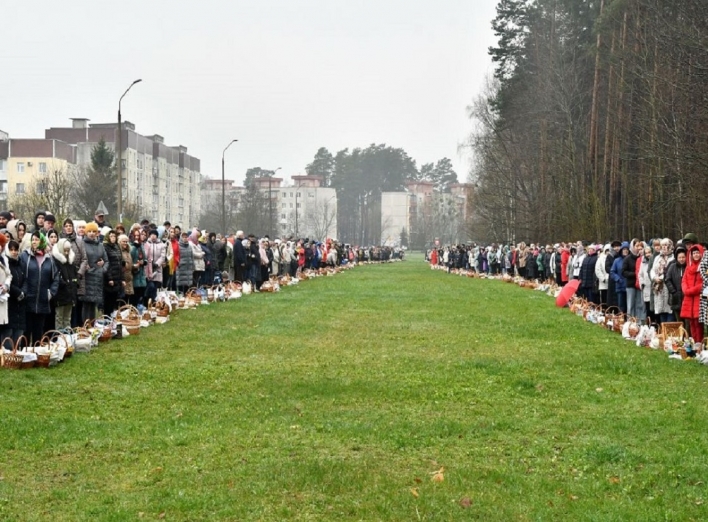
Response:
[681,244,705,341]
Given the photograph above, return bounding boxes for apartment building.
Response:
[45,118,201,227]
[279,175,337,240]
[0,133,77,208]
[380,181,473,246]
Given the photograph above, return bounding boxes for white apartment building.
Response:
[46,118,201,227]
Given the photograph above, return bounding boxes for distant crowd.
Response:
[428,233,708,341]
[0,205,404,350]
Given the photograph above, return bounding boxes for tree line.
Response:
[468,0,708,244]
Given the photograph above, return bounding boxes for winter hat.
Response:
[100,226,111,237]
[85,222,99,233]
[0,211,11,221]
[74,219,87,229]
[149,229,159,238]
[44,213,56,224]
[683,233,699,244]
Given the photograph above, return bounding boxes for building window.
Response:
[0,181,7,194]
[37,181,46,194]
[39,162,47,173]
[296,192,300,198]
[290,192,293,198]
[15,183,25,194]
[281,213,286,219]
[16,162,25,174]
[296,202,301,208]
[308,192,315,198]
[282,203,286,208]
[289,203,293,209]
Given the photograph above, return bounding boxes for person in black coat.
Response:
[1,240,25,349]
[102,230,125,317]
[664,245,687,321]
[246,234,260,286]
[20,231,60,344]
[52,238,78,331]
[233,231,247,283]
[579,245,599,304]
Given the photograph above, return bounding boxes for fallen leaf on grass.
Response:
[609,476,620,484]
[410,488,419,498]
[414,477,422,484]
[596,388,603,393]
[430,467,445,483]
[569,495,579,501]
[459,497,472,508]
[158,512,166,519]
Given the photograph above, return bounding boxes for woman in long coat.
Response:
[682,245,705,341]
[20,231,60,344]
[176,232,195,294]
[119,234,134,304]
[102,230,124,317]
[80,222,108,323]
[650,238,675,324]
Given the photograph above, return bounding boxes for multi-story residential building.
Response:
[0,133,77,209]
[277,175,337,241]
[380,181,473,246]
[45,118,201,227]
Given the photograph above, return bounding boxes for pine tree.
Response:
[72,138,118,219]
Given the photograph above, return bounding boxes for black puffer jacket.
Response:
[176,239,194,288]
[20,250,60,314]
[103,241,124,295]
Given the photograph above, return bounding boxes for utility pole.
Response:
[117,79,142,222]
[221,139,238,235]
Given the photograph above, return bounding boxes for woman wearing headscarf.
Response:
[52,237,78,331]
[636,243,651,322]
[3,240,25,349]
[191,229,206,288]
[20,230,60,344]
[60,218,87,327]
[650,238,675,324]
[0,235,12,344]
[681,244,705,341]
[119,234,134,305]
[594,244,611,307]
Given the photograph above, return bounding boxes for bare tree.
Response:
[9,163,74,223]
[303,198,337,241]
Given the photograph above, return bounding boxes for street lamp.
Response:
[269,167,281,238]
[117,78,142,222]
[221,139,238,235]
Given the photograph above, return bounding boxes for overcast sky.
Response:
[2,0,498,186]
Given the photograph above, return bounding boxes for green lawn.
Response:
[2,256,708,521]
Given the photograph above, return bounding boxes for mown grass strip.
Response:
[1,256,707,521]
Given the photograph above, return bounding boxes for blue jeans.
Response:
[626,288,640,318]
[617,291,627,314]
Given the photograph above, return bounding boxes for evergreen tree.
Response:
[305,147,335,186]
[72,137,118,219]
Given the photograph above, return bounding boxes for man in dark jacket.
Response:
[579,245,599,304]
[246,234,260,286]
[622,239,641,318]
[233,231,246,283]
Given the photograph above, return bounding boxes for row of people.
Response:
[428,233,708,341]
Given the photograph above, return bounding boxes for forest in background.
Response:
[468,0,708,244]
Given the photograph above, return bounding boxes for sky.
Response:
[2,0,498,187]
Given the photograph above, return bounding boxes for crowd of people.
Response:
[0,206,404,350]
[428,233,708,341]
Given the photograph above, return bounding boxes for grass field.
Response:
[2,255,708,521]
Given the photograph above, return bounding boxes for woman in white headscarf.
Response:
[650,238,675,324]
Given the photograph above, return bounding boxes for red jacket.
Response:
[560,249,570,282]
[635,256,643,290]
[681,244,705,320]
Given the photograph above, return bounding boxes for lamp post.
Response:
[117,79,142,222]
[269,167,281,238]
[221,139,238,235]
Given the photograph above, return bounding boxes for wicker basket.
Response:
[1,336,24,370]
